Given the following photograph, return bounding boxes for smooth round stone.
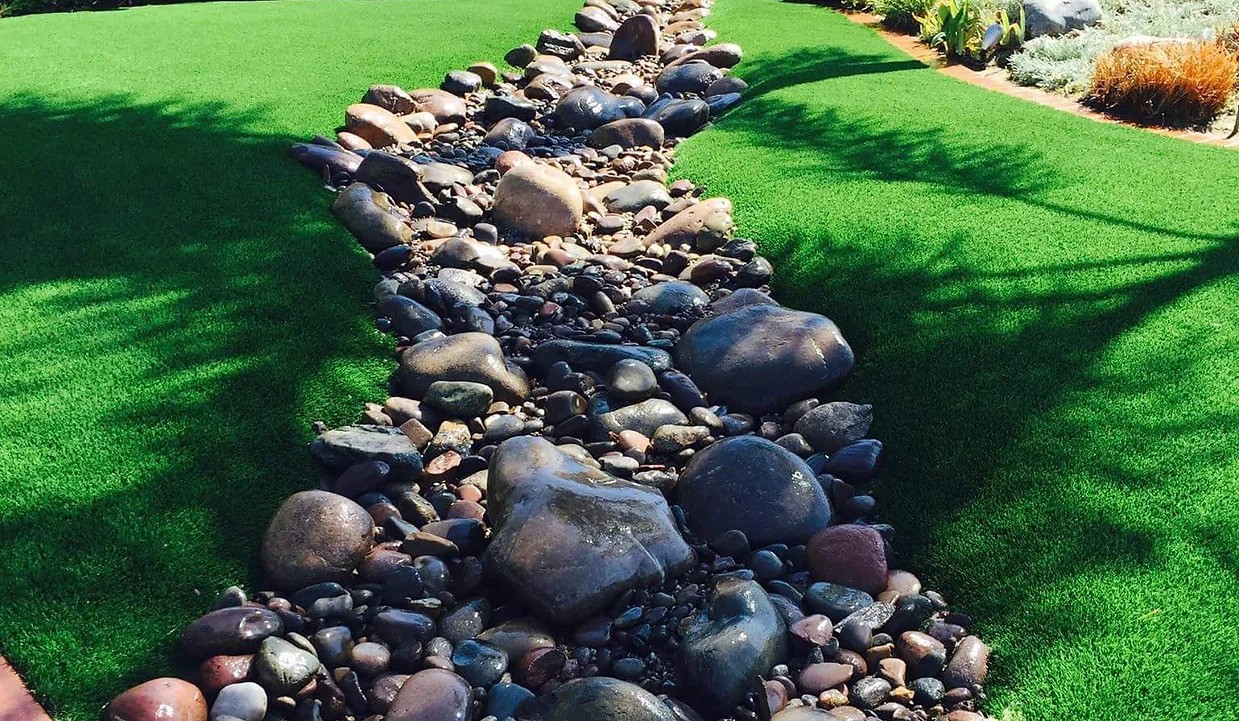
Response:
[440,598,489,643]
[483,117,537,150]
[588,118,665,149]
[209,682,265,721]
[677,304,854,415]
[771,709,836,720]
[657,61,724,94]
[607,359,659,403]
[750,549,785,580]
[794,402,873,454]
[385,669,472,721]
[310,626,354,667]
[677,436,833,546]
[397,332,530,403]
[333,460,390,499]
[643,97,710,137]
[107,679,207,721]
[424,380,494,418]
[805,583,874,622]
[612,657,646,679]
[898,631,947,679]
[369,674,411,713]
[822,439,884,483]
[351,641,392,676]
[806,525,888,596]
[373,609,436,647]
[255,636,320,695]
[544,677,676,721]
[943,636,990,689]
[628,280,709,315]
[604,180,672,213]
[179,608,283,659]
[849,677,891,709]
[442,70,482,95]
[451,639,508,687]
[909,676,945,705]
[260,490,375,591]
[487,682,536,719]
[198,655,255,698]
[609,14,659,60]
[492,163,584,239]
[789,614,834,646]
[798,662,852,694]
[554,86,644,131]
[589,395,688,441]
[477,618,556,659]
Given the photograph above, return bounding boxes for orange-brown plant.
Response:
[1087,40,1239,127]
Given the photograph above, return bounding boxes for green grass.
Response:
[0,0,576,718]
[674,2,1239,719]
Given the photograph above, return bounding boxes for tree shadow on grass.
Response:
[0,93,389,720]
[679,38,1239,717]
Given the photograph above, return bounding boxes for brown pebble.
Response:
[943,635,989,689]
[105,679,207,721]
[197,655,253,698]
[447,499,485,520]
[790,614,834,646]
[798,662,853,694]
[878,657,906,688]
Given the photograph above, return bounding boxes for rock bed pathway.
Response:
[102,1,999,721]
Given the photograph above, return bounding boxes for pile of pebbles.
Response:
[103,2,999,721]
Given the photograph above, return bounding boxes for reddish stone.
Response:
[790,614,834,646]
[197,654,254,698]
[105,678,206,721]
[806,524,888,595]
[797,662,853,694]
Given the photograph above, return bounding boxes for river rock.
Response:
[794,402,873,453]
[643,197,730,248]
[678,304,854,414]
[179,608,283,659]
[483,117,537,150]
[289,143,361,177]
[589,395,689,441]
[575,5,619,32]
[397,332,530,403]
[677,436,833,545]
[657,61,724,94]
[386,669,472,721]
[484,436,695,624]
[345,103,418,147]
[376,295,442,338]
[609,14,659,60]
[355,151,428,205]
[260,490,375,591]
[492,163,584,239]
[943,636,990,688]
[530,340,673,374]
[255,636,320,695]
[588,118,665,149]
[679,577,788,716]
[604,180,672,213]
[806,524,888,596]
[330,182,412,254]
[410,88,468,124]
[554,86,644,131]
[106,679,207,721]
[310,425,424,481]
[643,97,710,136]
[544,677,676,721]
[628,280,708,315]
[606,358,659,402]
[209,681,265,721]
[361,84,414,113]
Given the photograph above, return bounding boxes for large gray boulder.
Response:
[679,578,788,717]
[1022,0,1102,37]
[676,436,833,545]
[484,436,695,624]
[677,304,854,414]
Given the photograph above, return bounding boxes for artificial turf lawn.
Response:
[0,0,576,717]
[673,2,1239,719]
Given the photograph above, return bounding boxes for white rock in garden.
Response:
[1022,0,1102,38]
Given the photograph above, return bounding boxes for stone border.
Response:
[98,1,999,721]
[845,11,1239,150]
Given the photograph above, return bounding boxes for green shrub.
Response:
[876,0,936,31]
